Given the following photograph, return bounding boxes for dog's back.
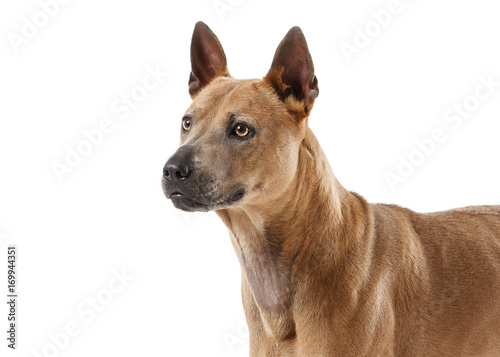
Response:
[371,204,500,356]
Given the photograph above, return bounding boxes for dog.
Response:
[162,21,500,356]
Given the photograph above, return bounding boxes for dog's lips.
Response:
[229,189,245,202]
[166,188,246,212]
[168,192,209,211]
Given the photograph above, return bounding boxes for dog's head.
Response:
[162,22,319,212]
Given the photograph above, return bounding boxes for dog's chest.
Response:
[232,235,297,340]
[229,228,294,305]
[225,213,298,340]
[244,262,296,340]
[244,256,293,309]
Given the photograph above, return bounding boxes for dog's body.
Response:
[162,22,500,356]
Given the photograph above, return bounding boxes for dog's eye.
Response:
[182,118,191,131]
[234,124,249,137]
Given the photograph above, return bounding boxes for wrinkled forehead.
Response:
[185,77,287,127]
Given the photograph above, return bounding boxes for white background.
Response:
[1,0,500,356]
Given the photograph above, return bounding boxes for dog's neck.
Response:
[217,128,368,313]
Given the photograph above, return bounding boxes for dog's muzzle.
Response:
[162,145,245,212]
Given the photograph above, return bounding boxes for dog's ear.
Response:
[189,21,230,98]
[265,27,319,117]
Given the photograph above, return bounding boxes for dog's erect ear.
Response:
[265,27,319,116]
[189,21,230,98]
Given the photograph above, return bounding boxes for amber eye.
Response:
[182,118,191,131]
[234,124,249,137]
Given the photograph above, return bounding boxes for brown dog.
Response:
[162,22,500,356]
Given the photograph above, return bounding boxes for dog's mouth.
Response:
[167,189,246,212]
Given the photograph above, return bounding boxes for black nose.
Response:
[163,162,192,181]
[163,146,194,182]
